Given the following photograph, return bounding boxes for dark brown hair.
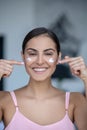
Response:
[22,27,60,55]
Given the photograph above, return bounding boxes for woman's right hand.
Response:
[0,59,24,79]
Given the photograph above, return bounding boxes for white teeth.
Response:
[33,68,46,72]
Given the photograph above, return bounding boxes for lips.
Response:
[32,67,47,72]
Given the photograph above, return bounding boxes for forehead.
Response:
[25,35,57,51]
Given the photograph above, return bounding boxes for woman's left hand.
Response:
[60,56,87,82]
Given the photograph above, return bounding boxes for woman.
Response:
[0,27,87,130]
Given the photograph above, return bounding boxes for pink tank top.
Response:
[5,92,76,130]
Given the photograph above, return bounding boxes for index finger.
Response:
[60,57,74,64]
[3,60,24,65]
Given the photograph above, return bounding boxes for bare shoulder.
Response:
[70,93,87,129]
[70,92,86,105]
[0,91,11,108]
[70,92,87,112]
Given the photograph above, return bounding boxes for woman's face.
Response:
[22,35,60,81]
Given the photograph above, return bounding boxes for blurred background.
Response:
[0,0,87,92]
[0,0,87,129]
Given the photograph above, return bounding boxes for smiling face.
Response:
[22,35,60,81]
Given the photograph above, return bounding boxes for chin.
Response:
[30,76,50,82]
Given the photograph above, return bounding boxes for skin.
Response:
[0,35,87,130]
[60,56,87,99]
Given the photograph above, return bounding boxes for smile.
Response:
[33,68,47,72]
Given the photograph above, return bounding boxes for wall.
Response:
[0,0,36,90]
[0,0,87,92]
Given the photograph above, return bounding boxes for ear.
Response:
[57,52,62,65]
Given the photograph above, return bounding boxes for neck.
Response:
[27,78,53,99]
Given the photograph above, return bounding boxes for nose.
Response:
[36,54,44,65]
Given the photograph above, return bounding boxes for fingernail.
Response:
[21,62,24,65]
[58,60,61,64]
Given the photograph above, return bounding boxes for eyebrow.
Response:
[26,48,37,52]
[26,48,56,52]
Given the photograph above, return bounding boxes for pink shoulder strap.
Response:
[65,92,70,112]
[10,91,18,110]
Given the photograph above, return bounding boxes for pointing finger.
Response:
[0,59,24,65]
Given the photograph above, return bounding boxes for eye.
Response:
[29,53,36,56]
[45,52,53,56]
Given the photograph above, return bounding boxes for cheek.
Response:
[26,57,32,62]
[48,58,57,74]
[25,57,36,63]
[24,57,33,68]
[24,57,57,65]
[48,58,58,65]
[48,58,55,63]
